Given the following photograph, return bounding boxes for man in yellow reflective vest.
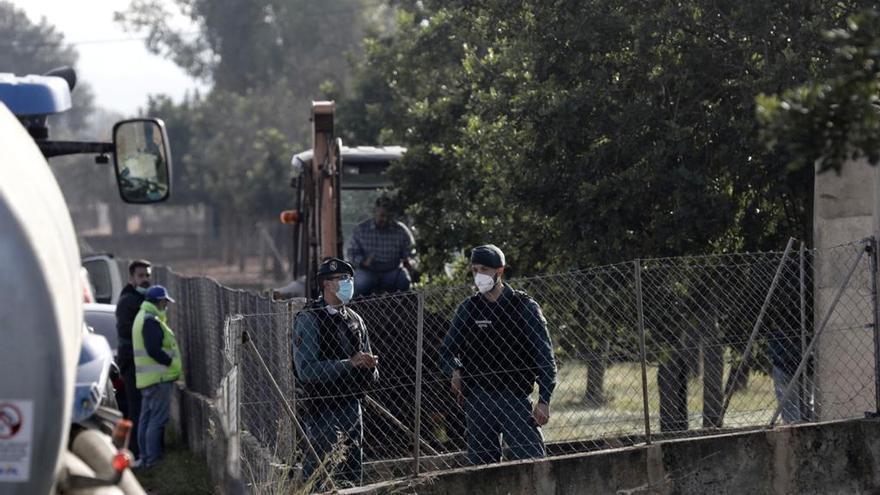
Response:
[132,285,182,468]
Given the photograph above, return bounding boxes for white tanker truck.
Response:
[0,68,171,495]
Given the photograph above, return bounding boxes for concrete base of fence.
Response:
[171,383,244,494]
[344,418,880,494]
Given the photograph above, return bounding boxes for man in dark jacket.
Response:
[441,245,557,465]
[769,326,804,423]
[115,259,151,462]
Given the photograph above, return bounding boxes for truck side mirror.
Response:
[112,118,172,203]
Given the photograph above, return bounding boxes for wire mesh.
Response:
[236,309,303,491]
[810,241,877,420]
[146,265,299,490]
[155,238,879,491]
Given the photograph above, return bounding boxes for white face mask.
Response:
[474,272,497,294]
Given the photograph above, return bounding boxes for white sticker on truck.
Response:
[0,400,33,482]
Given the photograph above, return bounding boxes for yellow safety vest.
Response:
[132,301,182,389]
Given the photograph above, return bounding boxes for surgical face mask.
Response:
[136,286,149,295]
[474,272,497,294]
[336,278,355,304]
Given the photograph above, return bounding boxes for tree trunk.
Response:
[702,321,724,428]
[724,359,751,395]
[272,251,284,281]
[272,224,288,281]
[658,342,689,432]
[259,223,269,276]
[220,210,235,265]
[238,219,248,273]
[583,340,610,407]
[683,327,701,379]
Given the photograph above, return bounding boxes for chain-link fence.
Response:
[159,237,880,492]
[129,266,301,492]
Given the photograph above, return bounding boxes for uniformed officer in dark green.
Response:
[441,244,557,465]
[292,257,378,488]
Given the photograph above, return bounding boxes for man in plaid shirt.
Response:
[347,197,417,296]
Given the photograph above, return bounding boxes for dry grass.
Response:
[542,360,776,443]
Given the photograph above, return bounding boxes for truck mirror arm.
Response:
[37,140,114,158]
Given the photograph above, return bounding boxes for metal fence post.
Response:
[770,241,868,426]
[634,259,651,444]
[799,241,809,421]
[869,236,880,417]
[413,292,426,476]
[721,237,795,422]
[229,317,242,487]
[288,304,299,461]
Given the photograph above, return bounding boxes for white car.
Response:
[83,302,118,355]
[83,303,126,414]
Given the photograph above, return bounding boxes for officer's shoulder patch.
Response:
[511,289,538,307]
[295,308,320,320]
[511,288,532,300]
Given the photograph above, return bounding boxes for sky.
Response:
[12,0,208,116]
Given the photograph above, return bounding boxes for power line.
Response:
[68,31,202,46]
[0,31,202,49]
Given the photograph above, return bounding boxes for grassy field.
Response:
[134,438,215,495]
[541,360,777,443]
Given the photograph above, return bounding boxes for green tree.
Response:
[144,89,297,263]
[118,0,387,265]
[341,0,875,431]
[117,0,377,140]
[757,8,880,174]
[344,0,874,275]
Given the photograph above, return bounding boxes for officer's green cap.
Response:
[470,244,505,268]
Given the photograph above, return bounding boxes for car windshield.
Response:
[82,259,112,303]
[84,309,117,353]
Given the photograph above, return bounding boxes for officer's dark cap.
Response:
[470,244,505,268]
[316,257,354,280]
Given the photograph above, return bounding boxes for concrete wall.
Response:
[349,419,880,494]
[813,159,879,419]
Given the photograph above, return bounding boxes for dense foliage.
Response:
[342,0,875,276]
[758,8,880,174]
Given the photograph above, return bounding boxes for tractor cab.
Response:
[290,145,406,253]
[279,101,408,298]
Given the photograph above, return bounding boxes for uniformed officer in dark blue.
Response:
[440,244,557,465]
[293,257,378,487]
